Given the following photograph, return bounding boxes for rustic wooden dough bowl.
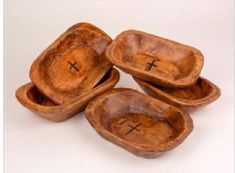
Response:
[133,77,221,111]
[85,88,193,158]
[106,30,204,88]
[30,22,112,104]
[16,68,119,122]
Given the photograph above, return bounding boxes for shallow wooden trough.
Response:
[133,76,220,111]
[16,68,119,121]
[85,88,193,158]
[30,22,113,104]
[106,30,204,88]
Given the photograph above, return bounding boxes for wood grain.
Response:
[16,68,120,122]
[106,30,204,88]
[85,88,193,158]
[133,76,220,111]
[30,22,112,104]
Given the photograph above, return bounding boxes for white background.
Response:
[4,1,234,173]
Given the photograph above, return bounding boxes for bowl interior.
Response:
[92,90,187,146]
[27,86,57,106]
[111,32,197,81]
[39,29,111,95]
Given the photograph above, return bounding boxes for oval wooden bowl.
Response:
[106,30,204,88]
[16,68,120,122]
[133,76,221,111]
[30,22,112,104]
[85,88,193,158]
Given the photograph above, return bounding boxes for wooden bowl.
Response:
[30,22,112,104]
[133,76,221,111]
[106,30,204,88]
[16,68,120,122]
[85,88,193,158]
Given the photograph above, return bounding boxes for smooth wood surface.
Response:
[106,30,204,88]
[30,22,112,104]
[133,76,220,111]
[85,88,193,158]
[16,68,120,122]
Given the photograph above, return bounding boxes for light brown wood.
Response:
[85,88,193,158]
[133,76,220,111]
[16,68,120,122]
[106,30,204,88]
[30,22,112,104]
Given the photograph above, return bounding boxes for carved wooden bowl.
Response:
[133,76,220,111]
[106,30,204,88]
[30,22,112,104]
[85,88,193,158]
[16,68,120,122]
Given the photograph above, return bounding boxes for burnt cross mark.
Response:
[145,60,157,71]
[68,61,79,72]
[125,123,142,136]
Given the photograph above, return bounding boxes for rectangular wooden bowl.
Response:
[16,68,119,122]
[30,22,113,104]
[133,76,220,111]
[106,30,204,88]
[85,88,193,158]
